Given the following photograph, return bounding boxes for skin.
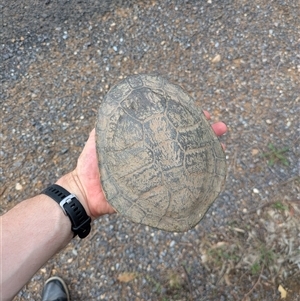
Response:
[0,113,227,301]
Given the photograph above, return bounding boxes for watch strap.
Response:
[43,184,91,238]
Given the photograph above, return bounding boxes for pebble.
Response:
[253,188,260,194]
[169,240,176,248]
[211,54,221,63]
[15,183,23,190]
[62,31,68,39]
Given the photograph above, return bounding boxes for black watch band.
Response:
[42,184,91,238]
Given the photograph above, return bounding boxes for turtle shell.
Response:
[96,74,226,232]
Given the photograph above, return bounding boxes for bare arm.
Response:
[0,130,115,301]
[1,183,72,301]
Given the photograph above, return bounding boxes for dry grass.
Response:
[143,199,300,301]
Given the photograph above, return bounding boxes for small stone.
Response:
[265,119,272,124]
[15,183,23,190]
[40,268,47,273]
[62,31,68,39]
[242,208,248,213]
[169,240,176,248]
[252,149,259,156]
[253,188,259,194]
[201,254,207,263]
[212,54,221,63]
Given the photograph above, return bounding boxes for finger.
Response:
[89,128,96,138]
[85,128,96,146]
[79,129,97,160]
[203,110,211,120]
[211,122,227,136]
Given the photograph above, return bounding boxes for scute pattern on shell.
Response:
[96,74,226,232]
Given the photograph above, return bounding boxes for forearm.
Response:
[0,174,84,301]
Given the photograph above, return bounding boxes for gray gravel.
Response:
[1,0,300,300]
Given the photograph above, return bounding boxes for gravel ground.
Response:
[1,0,300,300]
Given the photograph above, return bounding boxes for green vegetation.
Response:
[272,201,288,211]
[250,262,261,275]
[251,245,276,275]
[262,143,289,166]
[208,245,240,266]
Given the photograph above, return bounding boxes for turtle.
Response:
[96,74,226,232]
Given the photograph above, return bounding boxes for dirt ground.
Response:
[1,0,299,300]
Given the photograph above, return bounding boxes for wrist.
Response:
[55,172,92,219]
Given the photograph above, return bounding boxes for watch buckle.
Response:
[59,194,76,215]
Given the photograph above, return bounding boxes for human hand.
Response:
[203,110,227,149]
[56,129,116,220]
[57,111,227,219]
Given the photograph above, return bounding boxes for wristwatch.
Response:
[42,184,91,238]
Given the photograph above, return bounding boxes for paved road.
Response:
[1,0,299,300]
